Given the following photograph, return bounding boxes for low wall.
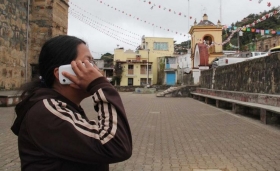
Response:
[200,53,280,94]
[114,85,172,92]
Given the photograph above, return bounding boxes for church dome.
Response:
[197,14,215,26]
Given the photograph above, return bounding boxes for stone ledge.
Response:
[0,95,21,107]
[195,88,280,107]
[0,91,22,107]
[191,92,280,114]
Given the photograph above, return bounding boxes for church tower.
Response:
[188,14,223,69]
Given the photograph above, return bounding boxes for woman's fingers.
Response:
[71,60,83,76]
[61,60,103,90]
[69,60,102,89]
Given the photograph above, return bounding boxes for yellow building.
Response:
[189,14,224,66]
[114,49,152,86]
[114,36,174,86]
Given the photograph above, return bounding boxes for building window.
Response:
[31,64,39,78]
[166,58,176,64]
[140,65,151,74]
[265,45,269,51]
[128,65,134,75]
[140,65,147,74]
[128,78,133,86]
[153,42,168,51]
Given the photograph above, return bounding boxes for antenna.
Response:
[188,0,190,48]
[220,0,222,24]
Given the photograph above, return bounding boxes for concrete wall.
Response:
[200,53,280,94]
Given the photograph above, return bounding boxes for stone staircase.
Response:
[156,85,187,97]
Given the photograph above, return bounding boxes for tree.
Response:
[101,53,114,68]
[112,62,123,86]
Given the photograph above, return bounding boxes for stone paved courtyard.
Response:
[1,93,280,171]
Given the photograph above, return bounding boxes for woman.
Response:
[11,35,132,171]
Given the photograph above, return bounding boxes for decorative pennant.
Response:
[267,2,271,7]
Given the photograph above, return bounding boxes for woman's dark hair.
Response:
[20,35,86,97]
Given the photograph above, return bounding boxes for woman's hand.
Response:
[62,60,103,90]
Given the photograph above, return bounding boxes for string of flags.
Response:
[69,2,141,38]
[202,8,280,48]
[69,4,176,56]
[229,42,239,49]
[83,1,188,37]
[139,0,192,19]
[69,11,139,48]
[227,26,280,35]
[249,0,271,7]
[69,8,140,40]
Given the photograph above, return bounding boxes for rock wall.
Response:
[200,53,280,94]
[0,0,68,90]
[0,0,28,89]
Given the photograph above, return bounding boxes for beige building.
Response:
[0,0,68,90]
[114,36,174,86]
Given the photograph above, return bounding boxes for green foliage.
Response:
[113,62,123,85]
[174,40,191,54]
[101,53,114,68]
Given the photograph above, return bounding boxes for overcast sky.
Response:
[67,0,279,59]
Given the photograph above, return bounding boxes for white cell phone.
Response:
[59,64,75,84]
[58,63,93,84]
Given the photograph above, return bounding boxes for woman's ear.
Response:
[54,68,59,80]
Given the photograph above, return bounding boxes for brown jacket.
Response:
[12,77,132,171]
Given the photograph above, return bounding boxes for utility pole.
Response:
[181,57,184,85]
[220,0,222,24]
[146,49,150,86]
[238,31,240,52]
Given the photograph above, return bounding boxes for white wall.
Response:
[177,51,191,69]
